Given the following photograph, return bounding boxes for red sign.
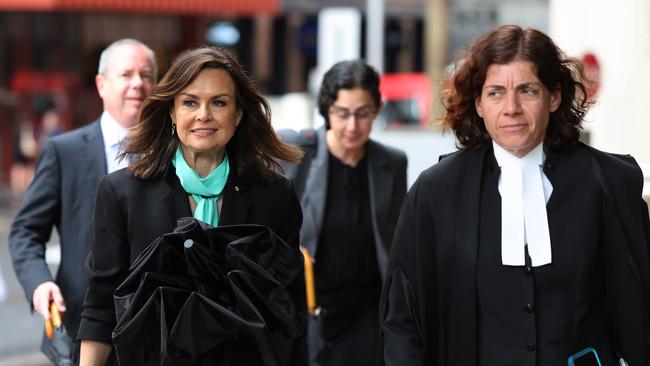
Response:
[581,52,601,99]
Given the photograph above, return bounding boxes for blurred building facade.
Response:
[549,0,650,194]
[0,0,549,185]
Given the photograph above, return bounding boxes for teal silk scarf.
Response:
[172,147,230,227]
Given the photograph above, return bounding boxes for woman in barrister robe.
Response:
[379,25,650,365]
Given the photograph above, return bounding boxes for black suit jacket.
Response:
[9,120,106,345]
[78,164,304,346]
[379,143,650,365]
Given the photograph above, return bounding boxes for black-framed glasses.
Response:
[329,105,376,125]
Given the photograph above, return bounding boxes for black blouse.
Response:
[315,153,381,311]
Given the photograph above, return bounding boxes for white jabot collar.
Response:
[493,141,552,267]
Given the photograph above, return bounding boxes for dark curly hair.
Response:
[317,60,382,129]
[442,24,593,153]
[121,46,302,184]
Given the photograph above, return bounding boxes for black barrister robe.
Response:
[379,143,650,365]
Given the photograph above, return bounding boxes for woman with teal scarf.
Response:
[79,47,306,366]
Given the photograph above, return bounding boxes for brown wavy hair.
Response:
[442,25,593,153]
[121,46,302,183]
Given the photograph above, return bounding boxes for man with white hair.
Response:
[9,38,156,364]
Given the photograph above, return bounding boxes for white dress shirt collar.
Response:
[100,111,130,174]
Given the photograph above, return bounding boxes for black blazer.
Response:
[379,143,650,365]
[279,127,407,281]
[9,120,106,345]
[78,163,304,344]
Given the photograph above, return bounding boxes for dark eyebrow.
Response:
[482,85,506,90]
[482,81,543,90]
[332,104,373,110]
[517,82,542,89]
[178,92,233,99]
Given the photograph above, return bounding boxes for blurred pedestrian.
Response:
[279,60,407,366]
[78,46,306,365]
[9,115,37,197]
[9,38,157,365]
[379,24,650,365]
[36,108,63,152]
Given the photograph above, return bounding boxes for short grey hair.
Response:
[97,38,157,78]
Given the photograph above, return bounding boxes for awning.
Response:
[0,0,280,16]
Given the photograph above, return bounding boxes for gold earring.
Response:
[171,123,176,136]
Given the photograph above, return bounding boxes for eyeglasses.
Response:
[329,105,376,125]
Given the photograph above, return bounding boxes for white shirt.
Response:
[100,111,130,174]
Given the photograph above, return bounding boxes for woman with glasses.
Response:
[279,60,408,365]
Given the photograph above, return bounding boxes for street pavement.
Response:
[0,191,50,365]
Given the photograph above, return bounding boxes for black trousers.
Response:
[308,302,379,366]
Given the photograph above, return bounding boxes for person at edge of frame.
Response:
[8,38,157,365]
[379,24,650,366]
